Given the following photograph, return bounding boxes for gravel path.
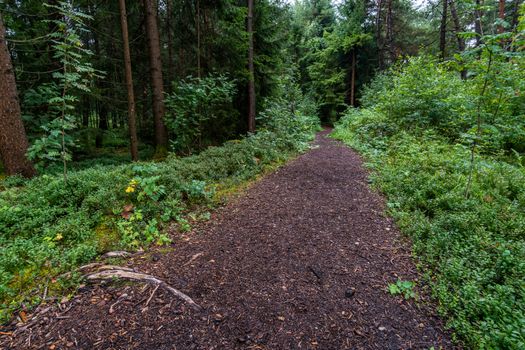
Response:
[1,130,455,349]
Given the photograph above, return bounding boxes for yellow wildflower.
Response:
[125,186,135,193]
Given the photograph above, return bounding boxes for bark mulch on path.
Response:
[1,130,457,349]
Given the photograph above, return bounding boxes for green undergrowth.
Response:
[332,57,525,349]
[0,106,320,324]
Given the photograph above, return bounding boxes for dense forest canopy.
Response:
[0,0,523,173]
[0,0,525,348]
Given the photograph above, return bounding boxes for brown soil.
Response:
[1,130,456,349]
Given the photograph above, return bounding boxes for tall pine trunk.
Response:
[498,0,506,33]
[386,0,395,63]
[119,0,139,161]
[196,0,201,78]
[350,49,356,107]
[449,0,465,52]
[144,0,168,156]
[0,14,36,178]
[166,0,175,87]
[511,0,521,30]
[439,0,448,60]
[376,0,384,69]
[449,0,467,79]
[474,0,483,46]
[247,0,256,133]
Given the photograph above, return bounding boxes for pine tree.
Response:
[0,13,36,178]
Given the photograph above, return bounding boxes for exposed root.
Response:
[109,293,130,314]
[183,252,204,266]
[85,268,202,311]
[78,263,134,273]
[101,251,133,259]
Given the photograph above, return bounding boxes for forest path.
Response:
[2,130,455,349]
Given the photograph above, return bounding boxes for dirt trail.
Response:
[1,130,455,349]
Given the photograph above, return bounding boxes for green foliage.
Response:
[26,2,103,174]
[333,50,525,348]
[388,280,416,300]
[362,56,474,140]
[0,102,319,323]
[165,74,237,154]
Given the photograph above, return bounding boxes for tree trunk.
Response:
[385,0,395,63]
[196,0,201,78]
[119,0,139,161]
[440,0,448,60]
[144,0,168,156]
[474,0,483,46]
[166,0,175,88]
[498,0,505,33]
[247,0,256,133]
[448,0,467,79]
[376,0,384,69]
[350,49,356,107]
[0,14,36,178]
[449,0,465,52]
[510,0,521,30]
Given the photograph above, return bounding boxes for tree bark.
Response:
[448,0,465,52]
[440,0,448,60]
[510,0,521,30]
[376,0,384,69]
[0,14,36,178]
[498,0,506,33]
[448,0,467,79]
[247,0,256,133]
[144,0,168,156]
[474,0,483,46]
[350,49,356,107]
[119,0,139,161]
[196,0,201,78]
[385,0,395,63]
[166,0,175,88]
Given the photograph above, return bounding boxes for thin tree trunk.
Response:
[350,49,356,107]
[119,0,139,161]
[448,0,467,79]
[376,0,384,69]
[166,0,175,88]
[196,0,201,78]
[449,0,465,52]
[498,0,505,33]
[0,14,36,177]
[144,0,168,156]
[475,0,484,46]
[511,0,521,30]
[440,0,448,60]
[386,0,395,63]
[247,0,256,133]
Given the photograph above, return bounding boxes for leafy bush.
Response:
[333,57,525,348]
[362,56,525,154]
[361,56,474,140]
[164,74,237,154]
[0,104,319,323]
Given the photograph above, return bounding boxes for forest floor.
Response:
[0,130,457,349]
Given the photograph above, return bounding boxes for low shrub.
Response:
[0,101,319,323]
[333,106,525,349]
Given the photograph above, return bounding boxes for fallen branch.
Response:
[145,285,159,307]
[85,269,202,311]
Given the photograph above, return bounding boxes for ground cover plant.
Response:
[0,101,319,323]
[333,52,525,348]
